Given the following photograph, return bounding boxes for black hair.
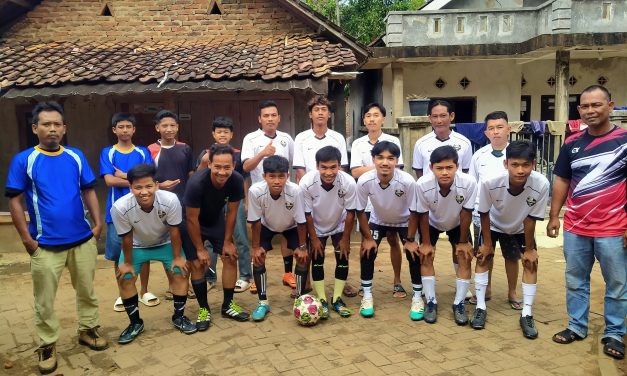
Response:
[262,155,289,173]
[154,109,178,125]
[506,140,536,161]
[127,163,157,184]
[371,140,400,158]
[315,146,342,165]
[484,111,508,124]
[307,95,334,113]
[363,102,386,117]
[32,101,64,124]
[428,99,454,115]
[111,112,137,128]
[430,145,459,165]
[212,116,233,131]
[581,84,612,101]
[208,143,235,162]
[258,100,279,115]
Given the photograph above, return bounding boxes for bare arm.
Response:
[357,211,373,240]
[251,221,261,249]
[351,165,374,179]
[547,176,569,237]
[458,209,472,244]
[414,169,424,179]
[104,174,129,188]
[523,216,537,252]
[185,207,205,254]
[8,195,38,254]
[295,168,305,183]
[83,188,103,240]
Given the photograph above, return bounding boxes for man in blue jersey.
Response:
[6,102,108,374]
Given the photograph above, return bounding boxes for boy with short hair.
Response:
[111,164,196,344]
[248,155,308,321]
[300,146,356,318]
[474,141,549,338]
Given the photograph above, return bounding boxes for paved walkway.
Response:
[0,227,624,375]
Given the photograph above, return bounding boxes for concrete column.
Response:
[396,116,431,173]
[554,49,570,122]
[392,63,404,125]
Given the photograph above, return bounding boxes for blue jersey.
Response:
[5,146,97,249]
[99,145,152,223]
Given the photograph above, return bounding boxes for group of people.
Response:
[5,84,625,374]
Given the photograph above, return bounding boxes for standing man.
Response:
[549,85,626,360]
[6,102,108,374]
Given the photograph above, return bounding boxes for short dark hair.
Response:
[212,116,233,131]
[506,140,536,161]
[259,100,279,115]
[263,155,289,173]
[428,99,454,115]
[363,102,386,117]
[208,143,234,162]
[127,163,156,184]
[32,101,64,124]
[154,109,178,125]
[430,145,459,165]
[484,111,508,124]
[371,140,400,158]
[307,95,334,113]
[315,146,342,165]
[111,112,137,128]
[581,84,612,101]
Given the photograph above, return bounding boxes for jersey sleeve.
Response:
[460,144,472,171]
[553,143,573,179]
[338,136,349,167]
[293,187,306,224]
[356,178,369,211]
[142,147,154,165]
[477,180,492,214]
[185,145,194,173]
[412,142,423,171]
[292,134,305,169]
[182,174,203,208]
[413,182,429,213]
[229,172,245,202]
[6,154,28,193]
[349,140,361,170]
[166,195,183,226]
[344,178,357,211]
[287,136,294,165]
[99,147,114,177]
[78,151,97,189]
[240,135,253,162]
[463,178,478,210]
[247,186,262,223]
[299,179,314,214]
[468,154,479,182]
[529,179,550,220]
[394,138,405,168]
[110,205,132,236]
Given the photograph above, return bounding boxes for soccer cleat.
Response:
[520,315,538,339]
[319,299,330,320]
[282,272,297,288]
[118,320,145,344]
[452,302,469,326]
[196,307,211,331]
[221,301,250,322]
[252,301,270,321]
[172,315,198,334]
[470,308,487,330]
[359,297,375,318]
[78,326,109,351]
[36,344,57,375]
[332,297,352,317]
[424,301,438,324]
[410,297,425,321]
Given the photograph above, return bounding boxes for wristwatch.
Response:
[298,244,307,251]
[406,237,415,242]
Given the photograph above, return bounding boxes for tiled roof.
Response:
[0,35,358,90]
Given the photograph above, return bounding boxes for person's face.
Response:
[32,110,66,149]
[112,120,135,143]
[208,153,234,186]
[429,105,455,133]
[131,176,158,209]
[155,117,179,142]
[317,160,340,185]
[577,89,614,129]
[505,158,534,186]
[258,106,280,134]
[212,127,233,145]
[309,104,331,128]
[484,119,510,148]
[363,107,385,132]
[372,150,398,178]
[263,172,289,196]
[430,159,458,187]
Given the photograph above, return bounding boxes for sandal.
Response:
[392,284,407,298]
[468,295,492,305]
[113,297,125,312]
[508,299,523,310]
[342,284,359,298]
[552,328,584,344]
[139,292,160,307]
[602,337,625,360]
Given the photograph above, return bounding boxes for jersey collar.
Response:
[35,145,64,156]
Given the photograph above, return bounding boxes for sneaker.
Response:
[410,297,425,321]
[520,315,538,339]
[118,320,144,344]
[36,344,57,375]
[172,315,198,334]
[470,308,487,330]
[452,302,469,326]
[320,299,330,320]
[282,272,296,288]
[234,279,251,293]
[221,301,250,322]
[252,301,270,321]
[78,326,109,351]
[196,307,211,332]
[424,301,438,324]
[332,297,352,317]
[360,297,375,318]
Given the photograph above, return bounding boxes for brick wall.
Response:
[4,0,314,40]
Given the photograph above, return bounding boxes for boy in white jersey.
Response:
[351,103,406,299]
[111,164,196,344]
[301,146,356,318]
[407,146,477,325]
[474,141,549,338]
[248,155,308,321]
[356,141,424,320]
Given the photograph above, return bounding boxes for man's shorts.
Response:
[260,224,299,251]
[316,232,343,250]
[118,243,185,280]
[369,223,408,247]
[490,231,528,261]
[424,225,461,247]
[105,222,122,262]
[184,217,226,261]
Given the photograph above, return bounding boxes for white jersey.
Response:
[299,170,357,236]
[478,171,549,234]
[247,180,306,232]
[110,190,182,248]
[240,129,294,183]
[350,133,404,170]
[293,128,348,172]
[412,172,477,231]
[469,143,508,208]
[412,130,472,174]
[356,169,415,227]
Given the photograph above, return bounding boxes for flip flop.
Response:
[602,337,625,360]
[113,296,125,312]
[343,284,359,298]
[508,299,523,310]
[392,284,407,298]
[139,292,160,307]
[552,328,584,344]
[468,295,492,305]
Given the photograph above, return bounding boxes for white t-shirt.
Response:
[299,170,357,236]
[356,169,416,227]
[293,128,348,172]
[478,171,549,234]
[412,130,472,174]
[247,180,306,232]
[350,133,404,170]
[110,190,182,248]
[240,129,294,184]
[469,143,508,208]
[412,171,477,231]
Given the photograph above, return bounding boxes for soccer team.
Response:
[6,84,626,374]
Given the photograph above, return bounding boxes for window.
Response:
[456,17,465,33]
[100,3,113,17]
[502,15,512,32]
[479,15,488,32]
[433,18,441,33]
[602,3,612,21]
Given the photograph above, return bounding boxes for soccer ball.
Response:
[293,294,322,326]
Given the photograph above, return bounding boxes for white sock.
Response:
[361,280,373,299]
[453,278,471,305]
[521,283,536,317]
[412,283,422,299]
[453,263,459,274]
[422,276,437,304]
[474,272,489,310]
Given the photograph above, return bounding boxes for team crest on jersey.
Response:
[571,147,580,154]
[280,140,287,147]
[395,189,405,197]
[285,202,294,210]
[455,195,464,204]
[453,144,462,151]
[526,197,537,207]
[337,189,346,198]
[158,210,167,219]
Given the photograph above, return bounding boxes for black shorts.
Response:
[423,225,461,246]
[314,233,343,250]
[369,223,408,246]
[490,231,530,261]
[260,224,300,251]
[184,217,226,260]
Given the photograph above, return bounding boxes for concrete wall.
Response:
[443,0,526,9]
[571,0,627,34]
